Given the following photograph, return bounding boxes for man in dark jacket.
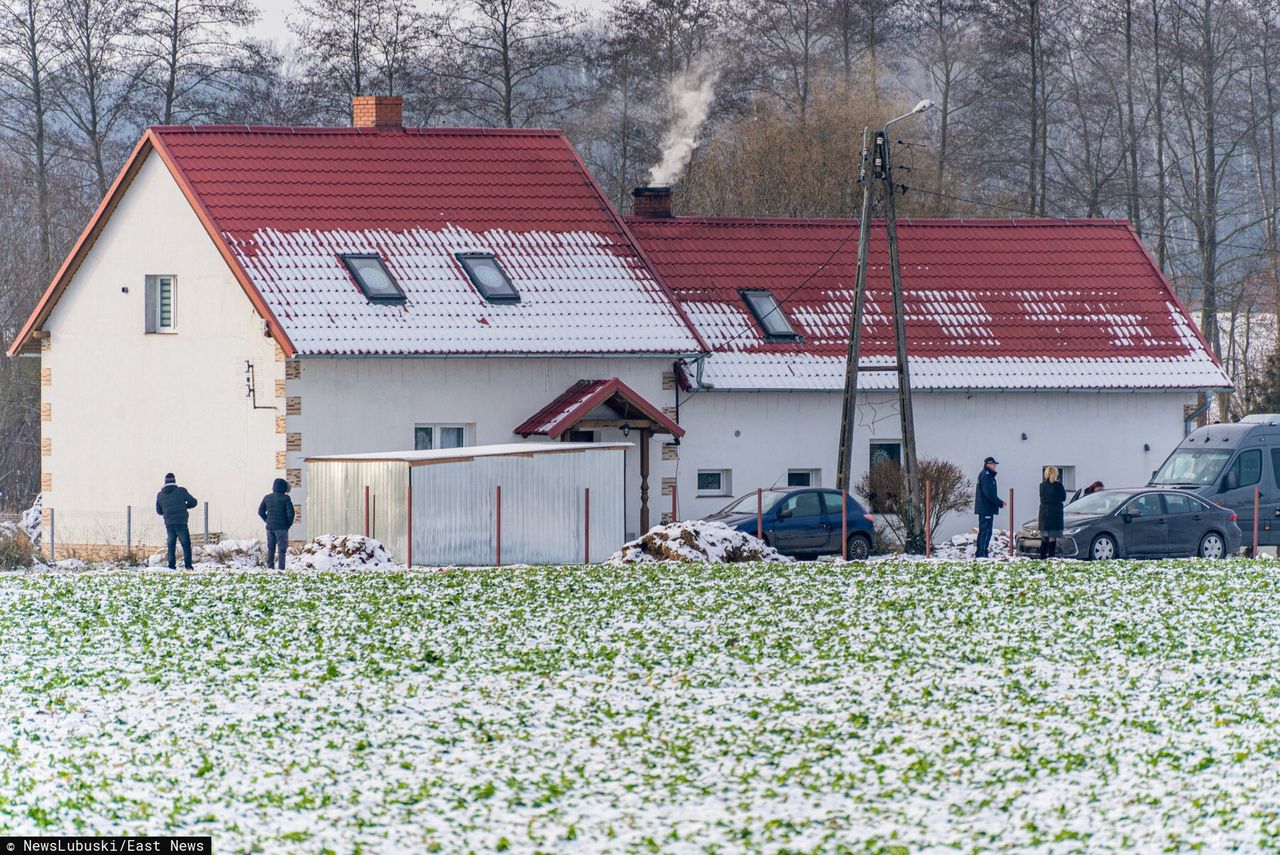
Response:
[155,473,198,569]
[974,456,1005,558]
[258,478,295,570]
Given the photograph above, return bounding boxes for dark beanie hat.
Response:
[164,473,176,484]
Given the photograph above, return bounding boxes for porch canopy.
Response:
[516,378,683,532]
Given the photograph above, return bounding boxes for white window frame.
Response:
[787,469,820,488]
[1046,464,1077,491]
[697,469,731,497]
[414,423,470,451]
[145,275,177,334]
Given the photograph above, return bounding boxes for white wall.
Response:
[288,358,679,540]
[291,356,1194,548]
[675,389,1194,541]
[42,151,281,548]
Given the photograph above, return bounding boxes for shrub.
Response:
[856,457,972,547]
[0,527,36,570]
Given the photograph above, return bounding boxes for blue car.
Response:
[703,488,876,559]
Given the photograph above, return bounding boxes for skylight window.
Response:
[741,290,798,340]
[341,254,405,303]
[457,253,520,303]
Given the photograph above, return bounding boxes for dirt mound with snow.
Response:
[608,520,790,565]
[291,535,397,571]
[933,528,1013,560]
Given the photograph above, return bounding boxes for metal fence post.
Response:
[841,490,850,560]
[1008,488,1015,557]
[406,479,413,568]
[364,485,370,537]
[925,480,933,558]
[49,507,55,562]
[584,487,591,564]
[495,484,502,567]
[671,481,677,523]
[1254,487,1261,557]
[126,506,132,556]
[756,487,763,540]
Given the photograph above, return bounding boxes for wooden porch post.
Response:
[639,429,651,533]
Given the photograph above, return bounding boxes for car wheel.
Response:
[1199,531,1226,559]
[846,533,871,561]
[1090,533,1117,561]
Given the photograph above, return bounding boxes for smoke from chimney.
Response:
[648,57,719,186]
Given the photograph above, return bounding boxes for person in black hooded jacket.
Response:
[258,478,295,569]
[155,473,197,569]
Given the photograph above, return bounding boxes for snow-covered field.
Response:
[3,560,1280,852]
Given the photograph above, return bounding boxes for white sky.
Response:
[252,0,610,46]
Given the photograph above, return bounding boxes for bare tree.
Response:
[139,0,259,124]
[731,0,828,122]
[0,0,64,269]
[55,0,150,195]
[439,0,585,128]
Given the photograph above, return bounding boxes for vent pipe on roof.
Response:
[631,186,673,218]
[353,95,403,129]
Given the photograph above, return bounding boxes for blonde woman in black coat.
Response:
[1039,466,1067,559]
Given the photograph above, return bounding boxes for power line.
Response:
[704,218,862,356]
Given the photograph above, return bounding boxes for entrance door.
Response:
[1122,493,1168,557]
[772,491,829,553]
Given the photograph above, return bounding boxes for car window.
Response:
[1271,448,1280,489]
[821,492,846,515]
[1127,494,1164,517]
[1225,449,1262,490]
[1068,491,1135,515]
[780,492,823,518]
[1163,493,1207,514]
[718,491,787,515]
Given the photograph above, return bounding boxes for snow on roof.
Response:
[306,442,630,465]
[150,126,704,356]
[627,217,1232,391]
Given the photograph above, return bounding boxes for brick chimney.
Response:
[352,95,403,129]
[631,186,673,218]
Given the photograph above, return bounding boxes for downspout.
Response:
[1185,393,1212,436]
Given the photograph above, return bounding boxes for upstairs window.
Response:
[741,290,798,340]
[457,252,519,303]
[342,254,405,303]
[144,275,176,333]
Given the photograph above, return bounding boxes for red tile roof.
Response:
[627,216,1230,391]
[8,126,706,358]
[516,378,685,438]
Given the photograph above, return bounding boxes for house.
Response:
[7,96,1231,556]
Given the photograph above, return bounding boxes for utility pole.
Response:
[835,100,932,553]
[836,128,876,493]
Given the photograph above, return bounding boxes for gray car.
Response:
[1014,488,1242,560]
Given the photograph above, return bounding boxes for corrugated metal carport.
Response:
[305,443,628,565]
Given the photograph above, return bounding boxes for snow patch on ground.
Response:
[933,527,1013,559]
[290,535,396,571]
[147,539,267,569]
[608,520,790,564]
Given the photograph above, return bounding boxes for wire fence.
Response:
[41,503,305,562]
